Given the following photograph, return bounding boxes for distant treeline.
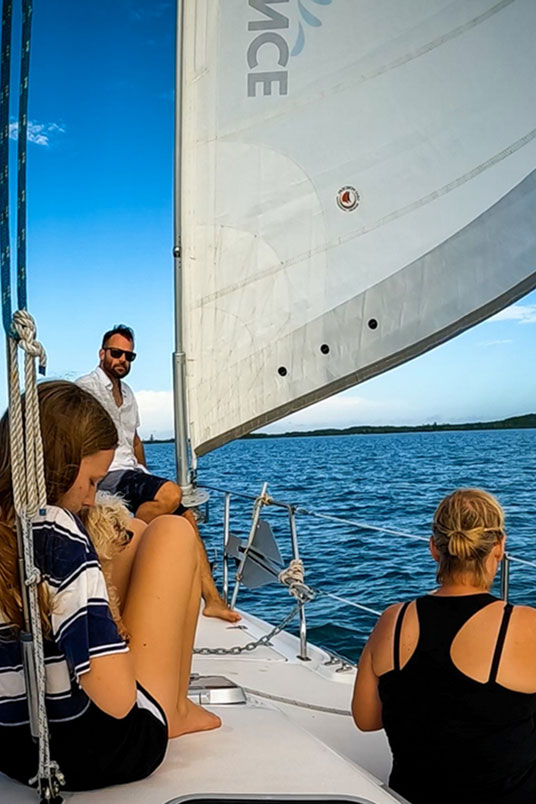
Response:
[144,413,536,444]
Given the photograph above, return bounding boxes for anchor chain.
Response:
[193,601,305,656]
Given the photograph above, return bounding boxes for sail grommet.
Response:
[368,319,378,330]
[336,186,359,211]
[278,366,288,377]
[320,344,330,354]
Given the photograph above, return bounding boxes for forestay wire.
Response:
[0,1,64,801]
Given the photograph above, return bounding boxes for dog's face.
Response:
[80,493,133,560]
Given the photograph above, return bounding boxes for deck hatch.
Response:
[188,675,247,705]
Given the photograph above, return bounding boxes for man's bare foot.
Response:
[170,699,222,738]
[203,600,241,623]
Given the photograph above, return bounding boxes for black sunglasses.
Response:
[104,347,137,362]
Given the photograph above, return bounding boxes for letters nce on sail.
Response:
[179,0,536,456]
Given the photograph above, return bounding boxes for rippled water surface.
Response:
[146,430,536,661]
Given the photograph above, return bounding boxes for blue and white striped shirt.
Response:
[0,506,128,725]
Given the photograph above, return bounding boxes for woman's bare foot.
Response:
[203,600,241,623]
[170,699,222,738]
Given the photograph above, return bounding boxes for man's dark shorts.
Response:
[98,469,170,514]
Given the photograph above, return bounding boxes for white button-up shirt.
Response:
[76,367,148,474]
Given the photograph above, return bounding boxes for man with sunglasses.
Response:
[77,324,240,623]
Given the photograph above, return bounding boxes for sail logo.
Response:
[247,1,290,98]
[246,0,332,97]
[291,0,332,58]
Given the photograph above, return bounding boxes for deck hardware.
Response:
[188,675,246,706]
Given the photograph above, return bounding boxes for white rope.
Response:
[7,312,61,796]
[243,686,352,716]
[202,485,430,542]
[294,507,429,542]
[10,310,47,515]
[279,558,315,602]
[318,591,382,617]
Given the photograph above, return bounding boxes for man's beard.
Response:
[104,362,130,380]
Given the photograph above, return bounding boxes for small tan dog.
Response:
[80,493,134,641]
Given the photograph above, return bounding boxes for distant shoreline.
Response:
[144,413,536,444]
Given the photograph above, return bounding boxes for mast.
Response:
[172,0,190,491]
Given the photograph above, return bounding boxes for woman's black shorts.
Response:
[0,684,168,791]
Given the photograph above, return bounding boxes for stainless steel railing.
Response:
[204,484,536,656]
[217,483,311,661]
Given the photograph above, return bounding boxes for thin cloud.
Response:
[477,339,513,347]
[9,120,65,147]
[127,1,171,22]
[488,304,536,324]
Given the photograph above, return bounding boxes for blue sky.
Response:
[0,0,534,439]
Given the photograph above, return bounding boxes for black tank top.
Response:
[378,594,536,804]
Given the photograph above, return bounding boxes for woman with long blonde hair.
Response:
[0,381,220,791]
[352,488,536,804]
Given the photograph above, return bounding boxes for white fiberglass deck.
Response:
[0,611,396,804]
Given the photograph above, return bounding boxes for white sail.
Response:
[180,0,536,456]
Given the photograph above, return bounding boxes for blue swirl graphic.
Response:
[291,22,306,57]
[298,0,321,26]
[291,0,333,57]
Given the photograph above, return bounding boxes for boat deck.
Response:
[0,610,395,803]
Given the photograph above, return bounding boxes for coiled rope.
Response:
[0,2,64,800]
[279,558,315,602]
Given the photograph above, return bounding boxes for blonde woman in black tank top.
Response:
[352,489,536,804]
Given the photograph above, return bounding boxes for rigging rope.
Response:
[506,554,536,570]
[315,590,382,617]
[0,0,12,333]
[293,508,429,542]
[201,483,428,543]
[0,2,64,800]
[17,0,31,311]
[207,484,536,593]
[242,686,351,717]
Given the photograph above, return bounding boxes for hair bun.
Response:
[447,527,481,560]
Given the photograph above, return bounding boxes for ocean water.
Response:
[146,429,536,662]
